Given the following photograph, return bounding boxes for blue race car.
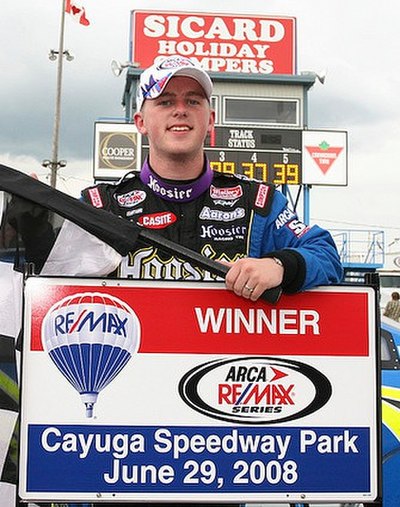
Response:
[381,315,400,507]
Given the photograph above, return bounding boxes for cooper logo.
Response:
[179,357,332,424]
[138,212,177,229]
[116,190,146,207]
[210,185,243,200]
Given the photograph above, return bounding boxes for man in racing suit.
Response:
[82,158,342,295]
[81,55,342,300]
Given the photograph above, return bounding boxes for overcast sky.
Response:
[1,0,400,251]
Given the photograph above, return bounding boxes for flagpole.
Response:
[49,0,67,188]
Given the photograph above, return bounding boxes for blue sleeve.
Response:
[249,190,343,292]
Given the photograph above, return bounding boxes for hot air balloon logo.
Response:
[42,292,141,417]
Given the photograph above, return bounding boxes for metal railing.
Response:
[330,229,385,269]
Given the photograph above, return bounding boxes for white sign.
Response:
[94,122,141,180]
[19,279,379,504]
[302,130,348,186]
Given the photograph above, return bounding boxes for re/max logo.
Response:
[218,383,295,406]
[53,310,128,337]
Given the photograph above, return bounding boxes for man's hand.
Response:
[221,257,284,301]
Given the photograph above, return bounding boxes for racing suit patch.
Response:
[275,208,296,229]
[116,190,146,207]
[255,184,270,209]
[199,206,245,222]
[87,187,104,208]
[287,219,311,238]
[137,212,177,229]
[210,185,243,200]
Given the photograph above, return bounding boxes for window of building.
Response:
[223,96,300,126]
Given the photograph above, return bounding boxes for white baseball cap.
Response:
[136,55,213,111]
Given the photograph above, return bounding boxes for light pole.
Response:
[43,0,74,188]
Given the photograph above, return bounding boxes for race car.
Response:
[381,315,400,507]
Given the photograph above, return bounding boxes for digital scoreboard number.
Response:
[204,127,302,185]
[141,127,302,185]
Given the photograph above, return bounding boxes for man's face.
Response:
[134,76,215,162]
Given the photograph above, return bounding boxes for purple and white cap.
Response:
[136,55,213,111]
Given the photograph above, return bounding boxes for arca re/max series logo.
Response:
[179,357,332,424]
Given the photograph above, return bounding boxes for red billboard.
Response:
[130,10,296,74]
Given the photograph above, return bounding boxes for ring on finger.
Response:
[244,284,254,293]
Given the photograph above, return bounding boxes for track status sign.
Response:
[205,126,302,185]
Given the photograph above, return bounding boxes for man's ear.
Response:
[207,109,216,134]
[134,111,147,135]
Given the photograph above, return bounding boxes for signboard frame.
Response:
[302,129,348,186]
[203,126,302,186]
[130,10,297,75]
[93,122,142,180]
[19,278,380,504]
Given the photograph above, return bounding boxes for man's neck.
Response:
[148,151,205,180]
[140,158,213,203]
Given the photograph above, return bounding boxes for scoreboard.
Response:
[141,127,302,185]
[205,127,302,185]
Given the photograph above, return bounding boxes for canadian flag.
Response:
[65,0,90,26]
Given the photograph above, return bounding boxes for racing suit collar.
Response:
[140,158,214,203]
